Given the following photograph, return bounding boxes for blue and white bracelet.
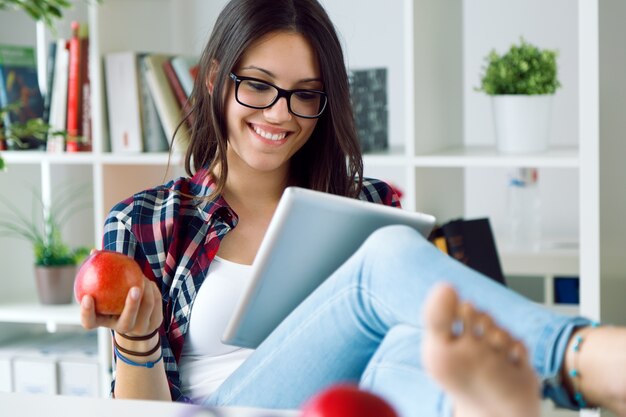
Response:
[569,321,600,409]
[113,344,163,368]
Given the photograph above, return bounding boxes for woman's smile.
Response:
[249,123,290,145]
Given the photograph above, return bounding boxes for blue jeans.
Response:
[204,225,590,417]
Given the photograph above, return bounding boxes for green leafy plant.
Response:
[0,102,67,170]
[0,106,62,148]
[477,38,561,95]
[0,0,100,30]
[0,181,92,266]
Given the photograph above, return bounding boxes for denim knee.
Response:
[362,224,431,258]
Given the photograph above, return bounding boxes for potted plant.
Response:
[477,38,561,153]
[0,182,91,304]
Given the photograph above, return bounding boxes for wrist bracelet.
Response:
[569,321,600,409]
[113,334,161,357]
[113,344,163,369]
[116,328,159,341]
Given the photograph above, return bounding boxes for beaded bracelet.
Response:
[113,344,163,369]
[569,321,600,409]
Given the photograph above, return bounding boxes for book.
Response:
[170,55,198,98]
[162,57,189,110]
[79,23,92,151]
[142,53,190,154]
[0,44,45,149]
[162,57,194,127]
[429,218,506,285]
[138,56,169,152]
[66,21,83,150]
[42,40,57,126]
[47,38,69,152]
[348,68,388,153]
[104,51,144,153]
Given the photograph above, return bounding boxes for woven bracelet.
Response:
[569,321,600,409]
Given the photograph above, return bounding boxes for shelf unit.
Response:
[1,1,625,411]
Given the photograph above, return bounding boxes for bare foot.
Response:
[562,325,626,416]
[422,284,540,417]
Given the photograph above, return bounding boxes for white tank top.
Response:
[178,256,254,403]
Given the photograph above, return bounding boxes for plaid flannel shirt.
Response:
[103,167,401,402]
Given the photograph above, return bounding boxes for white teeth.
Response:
[253,126,287,141]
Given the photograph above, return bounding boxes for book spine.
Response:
[170,56,196,98]
[104,51,143,153]
[142,54,190,154]
[162,58,194,128]
[65,21,82,151]
[79,25,91,151]
[162,58,187,109]
[42,41,57,125]
[138,56,169,152]
[47,39,69,153]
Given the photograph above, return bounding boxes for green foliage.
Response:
[477,38,561,95]
[0,102,66,161]
[0,0,100,30]
[0,181,92,266]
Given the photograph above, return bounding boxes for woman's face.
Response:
[224,31,322,178]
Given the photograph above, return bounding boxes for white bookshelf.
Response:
[1,1,625,413]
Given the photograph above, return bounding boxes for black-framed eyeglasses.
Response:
[229,72,328,119]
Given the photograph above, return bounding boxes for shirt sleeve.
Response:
[102,197,191,403]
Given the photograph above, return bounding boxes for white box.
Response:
[13,356,57,395]
[0,356,12,392]
[55,331,100,397]
[58,358,99,397]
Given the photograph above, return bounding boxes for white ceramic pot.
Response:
[491,94,553,154]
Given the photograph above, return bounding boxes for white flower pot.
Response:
[491,94,553,153]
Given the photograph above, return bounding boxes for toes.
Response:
[424,283,460,341]
[508,340,529,365]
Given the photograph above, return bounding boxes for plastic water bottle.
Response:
[507,168,542,250]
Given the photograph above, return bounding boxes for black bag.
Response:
[428,218,506,286]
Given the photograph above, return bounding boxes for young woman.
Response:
[79,0,626,416]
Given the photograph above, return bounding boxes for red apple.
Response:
[301,384,398,417]
[74,250,144,315]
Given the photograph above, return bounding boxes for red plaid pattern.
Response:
[103,167,401,401]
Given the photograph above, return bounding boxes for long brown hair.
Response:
[181,0,363,198]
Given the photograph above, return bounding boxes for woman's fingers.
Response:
[147,280,164,332]
[79,294,117,329]
[79,294,98,329]
[133,279,157,334]
[78,276,162,337]
[115,285,144,334]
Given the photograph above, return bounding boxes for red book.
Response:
[65,21,82,150]
[162,58,187,108]
[162,57,194,126]
[189,64,199,81]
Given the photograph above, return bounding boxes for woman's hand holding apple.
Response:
[75,250,163,339]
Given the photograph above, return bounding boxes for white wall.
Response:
[463,0,580,245]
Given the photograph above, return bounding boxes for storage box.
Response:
[54,332,100,397]
[13,356,58,395]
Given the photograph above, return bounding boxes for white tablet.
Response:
[221,186,436,349]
